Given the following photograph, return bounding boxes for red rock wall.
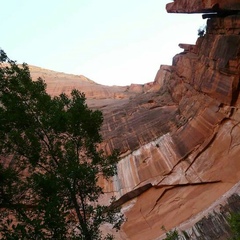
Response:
[28,2,240,239]
[166,0,240,13]
[99,7,240,240]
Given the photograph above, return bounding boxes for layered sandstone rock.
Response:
[28,1,240,239]
[166,0,240,13]
[30,66,122,107]
[29,66,161,111]
[98,3,240,240]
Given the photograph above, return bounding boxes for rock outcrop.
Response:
[29,1,240,239]
[99,2,240,239]
[166,0,240,13]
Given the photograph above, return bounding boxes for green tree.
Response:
[0,50,123,239]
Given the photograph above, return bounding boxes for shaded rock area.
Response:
[28,1,240,239]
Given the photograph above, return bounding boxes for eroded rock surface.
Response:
[28,2,240,239]
[98,4,240,240]
[166,0,240,13]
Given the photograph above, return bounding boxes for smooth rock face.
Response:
[29,2,240,239]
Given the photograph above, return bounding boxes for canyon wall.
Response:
[99,2,240,239]
[29,1,240,239]
[166,0,240,13]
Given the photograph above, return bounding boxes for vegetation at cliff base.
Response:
[162,226,181,240]
[0,49,123,239]
[229,212,240,240]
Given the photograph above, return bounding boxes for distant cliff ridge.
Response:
[31,1,240,239]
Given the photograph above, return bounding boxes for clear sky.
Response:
[1,0,206,86]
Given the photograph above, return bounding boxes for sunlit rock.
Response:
[28,1,240,239]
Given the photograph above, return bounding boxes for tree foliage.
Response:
[162,226,181,240]
[0,50,123,239]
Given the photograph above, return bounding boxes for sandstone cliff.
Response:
[100,1,240,239]
[166,0,240,13]
[29,1,240,239]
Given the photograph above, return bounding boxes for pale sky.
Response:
[1,0,206,86]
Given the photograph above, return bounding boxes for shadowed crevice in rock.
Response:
[110,183,153,209]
